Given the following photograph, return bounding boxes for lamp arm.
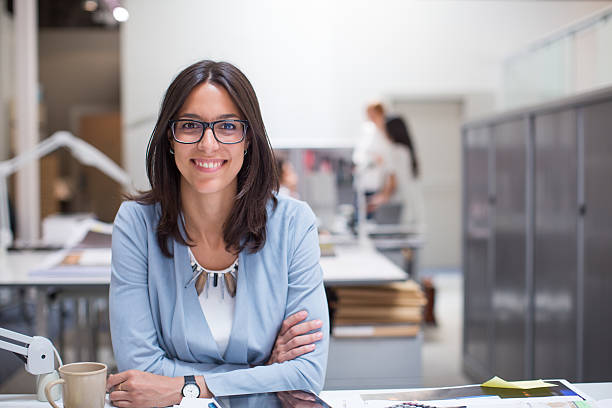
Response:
[0,130,133,250]
[0,327,58,375]
[0,131,132,189]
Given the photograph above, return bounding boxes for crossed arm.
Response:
[106,311,324,407]
[107,203,328,407]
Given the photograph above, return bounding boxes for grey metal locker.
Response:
[533,109,578,380]
[582,100,612,381]
[491,119,527,380]
[463,127,492,380]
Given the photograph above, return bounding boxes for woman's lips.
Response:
[192,159,226,172]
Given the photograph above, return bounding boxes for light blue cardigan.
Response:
[109,196,329,396]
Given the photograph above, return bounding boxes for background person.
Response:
[367,107,423,228]
[352,102,393,220]
[276,157,300,199]
[106,60,329,407]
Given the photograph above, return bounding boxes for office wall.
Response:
[501,7,612,109]
[0,0,14,160]
[122,0,610,192]
[39,29,120,136]
[392,100,464,269]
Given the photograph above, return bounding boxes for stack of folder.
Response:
[331,280,427,338]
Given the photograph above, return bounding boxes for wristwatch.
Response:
[181,375,200,398]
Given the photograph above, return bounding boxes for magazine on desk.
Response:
[29,219,112,278]
[359,380,596,408]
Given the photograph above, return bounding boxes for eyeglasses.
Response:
[169,119,248,144]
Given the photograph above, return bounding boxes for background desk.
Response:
[320,242,421,390]
[1,243,418,390]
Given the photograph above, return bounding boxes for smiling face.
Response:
[171,81,247,200]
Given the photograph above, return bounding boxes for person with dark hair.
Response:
[106,60,328,406]
[275,157,300,198]
[385,116,419,178]
[365,103,423,228]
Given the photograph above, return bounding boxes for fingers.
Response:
[281,319,323,343]
[285,331,323,350]
[108,400,132,408]
[108,390,131,407]
[106,371,129,391]
[280,344,316,362]
[279,311,308,336]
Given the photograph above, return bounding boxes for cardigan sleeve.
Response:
[110,203,250,375]
[203,202,330,396]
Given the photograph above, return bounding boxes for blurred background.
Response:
[1,0,611,395]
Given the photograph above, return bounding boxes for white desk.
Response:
[0,251,110,360]
[1,383,610,407]
[0,395,113,407]
[320,242,408,285]
[1,241,407,287]
[1,244,411,371]
[319,382,612,407]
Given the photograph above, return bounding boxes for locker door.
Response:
[533,109,578,380]
[492,119,527,380]
[582,100,612,381]
[463,126,492,379]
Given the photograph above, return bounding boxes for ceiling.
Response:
[5,0,120,28]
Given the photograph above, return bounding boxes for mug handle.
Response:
[44,378,64,408]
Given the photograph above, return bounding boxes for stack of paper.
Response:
[331,280,426,337]
[29,219,113,278]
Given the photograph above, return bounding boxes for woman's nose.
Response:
[197,127,219,151]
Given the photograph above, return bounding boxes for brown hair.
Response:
[133,60,278,257]
[367,102,384,115]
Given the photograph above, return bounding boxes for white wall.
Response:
[122,0,611,191]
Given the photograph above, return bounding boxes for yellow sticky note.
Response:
[481,376,558,390]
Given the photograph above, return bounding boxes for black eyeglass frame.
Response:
[168,119,249,145]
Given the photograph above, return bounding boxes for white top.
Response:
[188,248,236,356]
[353,121,393,192]
[387,143,425,228]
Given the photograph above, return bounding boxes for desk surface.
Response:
[319,382,612,407]
[0,242,408,287]
[0,251,109,286]
[1,383,610,407]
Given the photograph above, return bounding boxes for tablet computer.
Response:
[214,390,333,407]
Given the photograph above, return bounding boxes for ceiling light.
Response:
[112,6,129,22]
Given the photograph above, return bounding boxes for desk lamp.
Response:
[0,130,132,252]
[0,327,63,401]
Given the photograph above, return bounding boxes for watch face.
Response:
[182,383,200,398]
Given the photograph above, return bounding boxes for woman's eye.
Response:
[182,121,200,129]
[219,122,237,130]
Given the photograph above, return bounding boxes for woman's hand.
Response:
[106,369,184,408]
[266,310,323,365]
[367,192,388,213]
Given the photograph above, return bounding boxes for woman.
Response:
[366,105,423,228]
[106,60,329,407]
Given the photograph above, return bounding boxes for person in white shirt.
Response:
[352,102,393,219]
[366,107,423,228]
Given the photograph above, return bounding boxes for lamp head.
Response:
[26,337,55,375]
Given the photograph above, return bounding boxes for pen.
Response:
[208,403,218,408]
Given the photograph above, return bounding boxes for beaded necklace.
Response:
[186,247,238,298]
